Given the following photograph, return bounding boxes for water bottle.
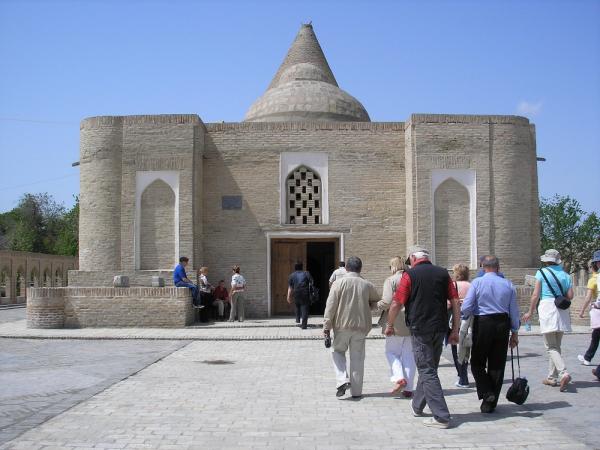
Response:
[524,321,531,332]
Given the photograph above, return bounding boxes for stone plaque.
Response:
[222,195,243,210]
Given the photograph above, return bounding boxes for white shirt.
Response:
[329,267,347,284]
[231,273,246,291]
[199,274,211,293]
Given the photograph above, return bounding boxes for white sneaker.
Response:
[455,381,470,389]
[578,354,591,366]
[410,400,424,417]
[423,417,450,429]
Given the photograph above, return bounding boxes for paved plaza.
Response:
[1,308,598,449]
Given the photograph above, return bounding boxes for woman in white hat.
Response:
[522,249,574,391]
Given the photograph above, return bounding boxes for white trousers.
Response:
[331,330,367,396]
[385,335,416,391]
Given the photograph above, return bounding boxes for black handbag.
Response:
[506,345,529,405]
[308,277,320,305]
[539,268,571,310]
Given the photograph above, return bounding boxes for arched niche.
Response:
[139,179,176,270]
[135,171,180,270]
[434,178,471,269]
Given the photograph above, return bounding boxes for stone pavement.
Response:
[0,337,186,446]
[2,332,599,449]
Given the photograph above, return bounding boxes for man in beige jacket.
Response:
[323,256,380,398]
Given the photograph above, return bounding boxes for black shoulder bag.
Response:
[539,268,571,310]
[506,345,529,405]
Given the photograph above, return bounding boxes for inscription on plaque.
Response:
[222,195,243,210]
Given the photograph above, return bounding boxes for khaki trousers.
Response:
[331,330,367,396]
[229,292,245,322]
[543,331,567,381]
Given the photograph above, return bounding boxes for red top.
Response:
[213,286,229,301]
[393,259,458,305]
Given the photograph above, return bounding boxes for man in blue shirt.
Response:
[174,257,202,308]
[461,255,519,414]
[287,262,314,329]
[474,256,505,279]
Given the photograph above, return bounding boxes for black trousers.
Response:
[470,314,510,407]
[584,328,600,362]
[295,303,309,328]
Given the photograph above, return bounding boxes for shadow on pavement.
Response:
[452,401,570,426]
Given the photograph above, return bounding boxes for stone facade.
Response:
[0,251,77,305]
[31,23,548,327]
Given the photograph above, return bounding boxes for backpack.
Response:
[506,345,529,405]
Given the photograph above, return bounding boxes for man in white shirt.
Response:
[329,261,347,288]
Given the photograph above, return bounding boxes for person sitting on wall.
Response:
[173,257,203,308]
[213,280,230,321]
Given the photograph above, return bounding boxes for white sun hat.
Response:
[540,249,562,264]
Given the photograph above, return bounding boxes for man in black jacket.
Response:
[287,262,314,329]
[386,246,460,429]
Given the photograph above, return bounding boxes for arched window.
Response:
[55,269,63,287]
[29,268,39,288]
[286,166,322,225]
[43,268,51,287]
[16,270,24,297]
[0,269,8,298]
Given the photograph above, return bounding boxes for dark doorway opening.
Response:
[306,241,336,315]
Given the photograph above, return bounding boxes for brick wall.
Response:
[27,287,194,328]
[202,122,405,317]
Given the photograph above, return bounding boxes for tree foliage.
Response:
[0,193,79,256]
[540,195,600,273]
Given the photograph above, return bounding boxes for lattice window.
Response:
[286,166,321,224]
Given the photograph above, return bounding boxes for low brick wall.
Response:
[27,287,194,328]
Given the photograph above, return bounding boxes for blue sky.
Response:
[0,0,598,213]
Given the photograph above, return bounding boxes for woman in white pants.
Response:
[523,249,574,392]
[378,256,416,398]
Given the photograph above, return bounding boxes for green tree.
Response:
[52,197,79,256]
[540,195,600,273]
[0,193,78,256]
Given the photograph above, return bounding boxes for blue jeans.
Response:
[175,281,199,305]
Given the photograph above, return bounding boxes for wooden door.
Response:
[271,240,306,315]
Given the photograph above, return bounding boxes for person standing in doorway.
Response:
[323,256,379,399]
[386,246,460,429]
[287,262,313,329]
[229,265,246,322]
[461,256,520,413]
[329,261,347,288]
[522,249,574,391]
[378,256,416,398]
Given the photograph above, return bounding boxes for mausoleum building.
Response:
[38,24,541,323]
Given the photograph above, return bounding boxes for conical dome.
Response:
[244,24,370,122]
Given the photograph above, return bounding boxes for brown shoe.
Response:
[542,378,558,387]
[559,374,571,392]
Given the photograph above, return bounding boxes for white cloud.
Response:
[516,100,543,116]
